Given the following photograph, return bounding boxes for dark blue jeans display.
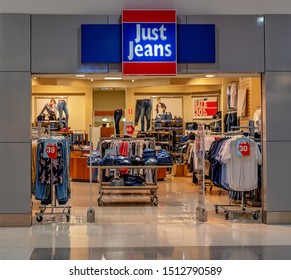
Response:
[140,99,152,131]
[57,100,69,128]
[114,109,122,136]
[134,100,142,126]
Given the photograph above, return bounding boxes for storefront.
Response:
[0,12,290,226]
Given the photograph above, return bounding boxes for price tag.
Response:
[124,122,135,135]
[235,138,250,157]
[44,139,57,159]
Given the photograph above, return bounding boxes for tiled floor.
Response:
[1,175,291,260]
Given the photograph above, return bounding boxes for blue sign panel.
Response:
[177,24,215,63]
[81,24,215,64]
[81,24,121,63]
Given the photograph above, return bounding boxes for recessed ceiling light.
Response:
[205,74,216,78]
[76,74,86,78]
[104,77,122,80]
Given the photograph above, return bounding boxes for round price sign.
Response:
[235,138,250,157]
[44,140,57,159]
[124,122,135,135]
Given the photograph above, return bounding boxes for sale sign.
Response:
[192,97,218,119]
[44,139,57,159]
[235,138,250,157]
[124,122,135,136]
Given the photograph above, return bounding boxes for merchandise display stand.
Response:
[34,137,71,223]
[213,123,260,220]
[89,136,172,206]
[92,165,171,206]
[214,193,260,220]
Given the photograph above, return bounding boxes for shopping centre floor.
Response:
[1,175,291,260]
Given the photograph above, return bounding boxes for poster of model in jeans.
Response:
[152,97,183,118]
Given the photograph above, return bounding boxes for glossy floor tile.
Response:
[1,175,291,260]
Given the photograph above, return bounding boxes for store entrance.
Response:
[31,73,263,224]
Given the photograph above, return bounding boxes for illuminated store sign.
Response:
[122,10,177,75]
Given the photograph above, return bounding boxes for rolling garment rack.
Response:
[212,122,261,220]
[89,136,172,206]
[33,136,71,222]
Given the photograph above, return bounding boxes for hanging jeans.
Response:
[57,100,69,128]
[134,100,142,125]
[140,99,152,131]
[114,109,122,136]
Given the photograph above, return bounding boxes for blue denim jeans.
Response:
[140,99,152,131]
[57,100,69,128]
[134,100,142,125]
[114,109,122,136]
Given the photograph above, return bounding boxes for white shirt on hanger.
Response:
[221,138,262,191]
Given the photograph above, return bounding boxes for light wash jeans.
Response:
[57,100,69,128]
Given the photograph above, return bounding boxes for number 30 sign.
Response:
[44,139,57,159]
[235,138,250,157]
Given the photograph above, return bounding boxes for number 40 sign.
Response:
[44,139,57,159]
[235,138,250,157]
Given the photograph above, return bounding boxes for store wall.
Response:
[0,15,31,226]
[263,15,291,224]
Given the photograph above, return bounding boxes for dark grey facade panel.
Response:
[0,14,30,72]
[263,140,291,212]
[0,72,31,142]
[263,72,291,141]
[265,15,291,71]
[31,15,109,73]
[186,15,265,73]
[0,143,31,213]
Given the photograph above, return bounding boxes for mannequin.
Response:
[57,99,70,131]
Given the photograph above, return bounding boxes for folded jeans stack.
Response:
[157,149,173,165]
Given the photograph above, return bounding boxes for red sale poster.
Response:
[192,96,218,119]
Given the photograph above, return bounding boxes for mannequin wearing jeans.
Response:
[140,99,152,132]
[57,100,69,130]
[134,99,142,126]
[114,109,122,136]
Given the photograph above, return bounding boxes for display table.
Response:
[90,165,172,206]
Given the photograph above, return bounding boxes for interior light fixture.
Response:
[122,117,126,122]
[90,78,94,82]
[132,79,135,82]
[205,74,216,78]
[104,77,122,80]
[101,117,108,122]
[75,74,86,78]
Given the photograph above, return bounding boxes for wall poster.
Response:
[192,96,218,119]
[152,96,183,119]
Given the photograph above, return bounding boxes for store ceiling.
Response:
[32,73,261,90]
[1,0,291,15]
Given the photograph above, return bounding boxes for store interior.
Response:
[31,73,262,224]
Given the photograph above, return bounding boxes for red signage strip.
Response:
[123,62,177,75]
[122,10,176,23]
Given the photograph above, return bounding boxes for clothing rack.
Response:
[33,136,71,222]
[211,127,261,220]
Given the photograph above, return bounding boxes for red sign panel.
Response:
[192,97,218,119]
[44,140,57,159]
[236,138,251,157]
